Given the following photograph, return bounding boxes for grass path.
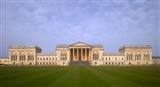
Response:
[0,66,159,87]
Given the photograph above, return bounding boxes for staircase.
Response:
[69,61,90,66]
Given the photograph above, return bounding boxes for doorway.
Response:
[79,56,81,61]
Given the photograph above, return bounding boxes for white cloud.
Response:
[1,1,159,56]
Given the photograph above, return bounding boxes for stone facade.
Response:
[0,42,157,66]
[152,56,160,65]
[0,57,9,65]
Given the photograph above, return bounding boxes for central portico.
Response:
[69,42,91,61]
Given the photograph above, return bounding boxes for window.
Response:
[135,55,141,60]
[61,55,67,60]
[144,55,149,60]
[127,55,132,60]
[28,55,34,61]
[20,55,25,61]
[11,55,17,61]
[92,54,99,60]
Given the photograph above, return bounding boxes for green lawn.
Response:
[0,66,159,87]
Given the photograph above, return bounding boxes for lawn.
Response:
[0,66,159,87]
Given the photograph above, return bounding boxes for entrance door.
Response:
[79,56,81,61]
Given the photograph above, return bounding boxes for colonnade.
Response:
[70,48,91,61]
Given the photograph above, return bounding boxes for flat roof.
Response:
[119,45,152,50]
[9,45,42,50]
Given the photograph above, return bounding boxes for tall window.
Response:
[20,55,25,61]
[92,50,99,60]
[144,55,149,60]
[93,54,99,60]
[135,55,141,60]
[61,55,67,60]
[127,55,132,60]
[11,55,17,61]
[28,52,34,61]
[11,52,17,61]
[28,55,34,61]
[61,51,67,61]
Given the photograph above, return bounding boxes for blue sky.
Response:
[0,0,159,57]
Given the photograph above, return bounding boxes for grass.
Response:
[0,66,159,87]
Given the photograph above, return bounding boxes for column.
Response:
[85,48,87,60]
[68,49,70,61]
[26,51,28,62]
[149,51,152,61]
[73,48,74,61]
[17,51,20,62]
[141,51,143,61]
[133,51,135,61]
[81,48,83,61]
[89,49,91,60]
[34,52,36,65]
[9,50,12,62]
[91,50,93,60]
[77,48,79,61]
[25,51,28,65]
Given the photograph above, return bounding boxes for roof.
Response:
[119,45,152,51]
[56,42,103,48]
[9,45,42,50]
[103,53,124,56]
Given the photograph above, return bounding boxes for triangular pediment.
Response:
[69,42,91,47]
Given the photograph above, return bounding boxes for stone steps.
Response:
[69,61,90,66]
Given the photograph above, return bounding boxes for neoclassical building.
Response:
[1,42,154,66]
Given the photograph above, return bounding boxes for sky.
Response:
[0,0,159,57]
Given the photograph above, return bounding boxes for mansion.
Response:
[0,42,156,66]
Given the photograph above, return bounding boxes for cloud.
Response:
[1,1,159,57]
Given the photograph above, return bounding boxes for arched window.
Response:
[61,51,67,61]
[11,52,17,61]
[93,50,99,60]
[28,52,34,61]
[20,51,25,61]
[127,51,133,60]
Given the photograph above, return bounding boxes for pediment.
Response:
[69,42,91,47]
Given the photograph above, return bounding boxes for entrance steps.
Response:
[69,61,90,66]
